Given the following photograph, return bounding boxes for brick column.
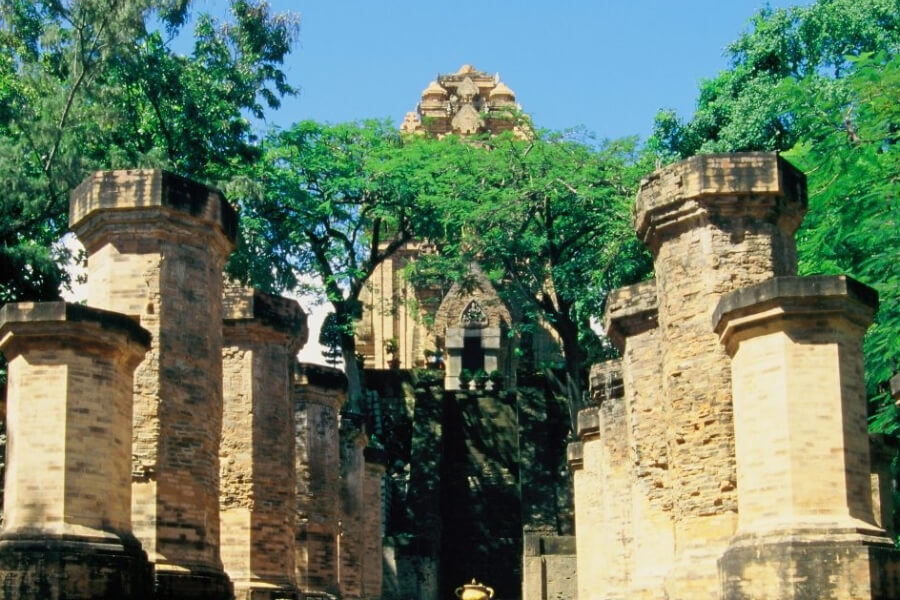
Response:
[339,413,368,600]
[294,364,346,597]
[634,153,806,599]
[603,280,672,600]
[69,170,237,598]
[220,284,308,599]
[713,276,900,599]
[361,445,387,599]
[0,302,151,599]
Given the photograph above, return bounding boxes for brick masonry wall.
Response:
[294,365,345,595]
[339,420,367,600]
[220,284,306,597]
[362,457,386,599]
[70,170,236,591]
[0,302,153,599]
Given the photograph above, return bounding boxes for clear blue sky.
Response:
[189,0,809,141]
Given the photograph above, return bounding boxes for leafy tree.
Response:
[649,0,900,159]
[781,51,900,432]
[0,0,298,304]
[228,120,453,402]
[410,129,654,423]
[647,0,900,433]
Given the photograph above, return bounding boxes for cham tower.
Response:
[359,65,557,389]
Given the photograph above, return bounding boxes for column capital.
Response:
[576,407,600,442]
[589,359,624,407]
[713,275,877,356]
[70,169,238,254]
[603,280,658,352]
[634,153,807,254]
[567,441,584,471]
[223,283,308,352]
[0,301,149,364]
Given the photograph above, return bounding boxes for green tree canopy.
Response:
[0,0,298,303]
[408,128,654,422]
[227,119,457,401]
[649,0,900,159]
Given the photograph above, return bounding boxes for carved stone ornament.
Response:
[460,299,488,328]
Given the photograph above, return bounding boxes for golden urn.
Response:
[455,579,494,600]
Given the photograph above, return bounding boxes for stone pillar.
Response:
[0,302,151,599]
[713,275,900,599]
[339,413,368,600]
[573,361,630,599]
[294,364,346,597]
[603,280,673,599]
[220,284,308,599]
[69,169,237,598]
[362,445,387,599]
[634,153,807,599]
[571,407,603,600]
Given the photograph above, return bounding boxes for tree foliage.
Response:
[782,51,900,431]
[649,0,900,159]
[228,120,454,401]
[408,129,654,422]
[0,0,298,304]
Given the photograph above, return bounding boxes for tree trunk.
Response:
[340,330,363,408]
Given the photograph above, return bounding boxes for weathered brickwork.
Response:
[580,153,900,600]
[70,170,236,597]
[220,284,308,599]
[713,276,900,599]
[0,302,152,599]
[362,448,388,599]
[634,154,806,599]
[339,416,368,600]
[603,280,673,599]
[294,365,346,597]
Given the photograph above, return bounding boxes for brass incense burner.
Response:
[455,579,494,600]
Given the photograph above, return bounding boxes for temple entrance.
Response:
[462,333,485,372]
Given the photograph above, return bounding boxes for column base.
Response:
[155,564,234,600]
[233,579,298,600]
[720,528,900,600]
[0,532,153,600]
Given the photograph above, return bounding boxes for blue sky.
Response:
[188,0,809,141]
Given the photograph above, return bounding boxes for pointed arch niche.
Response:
[445,299,502,390]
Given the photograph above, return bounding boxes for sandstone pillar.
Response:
[220,285,308,599]
[362,445,387,599]
[294,364,346,597]
[713,275,900,599]
[0,302,151,599]
[603,280,672,599]
[581,361,631,599]
[69,169,237,598]
[339,412,368,600]
[571,407,602,599]
[634,153,806,599]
